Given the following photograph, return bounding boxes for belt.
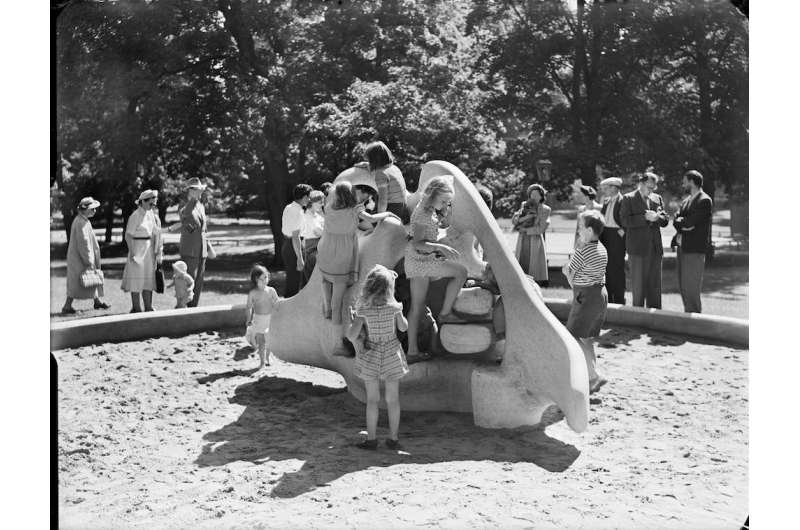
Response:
[132,236,151,240]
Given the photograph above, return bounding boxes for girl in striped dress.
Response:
[346,265,409,450]
[563,209,609,394]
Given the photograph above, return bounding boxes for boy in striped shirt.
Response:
[563,209,609,394]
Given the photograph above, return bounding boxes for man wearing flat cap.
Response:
[175,178,209,307]
[671,170,713,313]
[619,172,669,308]
[599,177,626,304]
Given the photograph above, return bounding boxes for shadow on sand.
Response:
[195,375,580,498]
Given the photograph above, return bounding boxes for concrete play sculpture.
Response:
[268,161,589,432]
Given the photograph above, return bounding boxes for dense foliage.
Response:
[55,0,748,238]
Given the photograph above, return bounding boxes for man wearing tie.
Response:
[671,170,713,313]
[619,172,669,308]
[599,177,626,304]
[177,177,209,307]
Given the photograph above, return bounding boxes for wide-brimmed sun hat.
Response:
[78,196,100,209]
[186,177,207,190]
[136,189,159,204]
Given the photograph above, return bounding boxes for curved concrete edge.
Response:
[50,304,248,351]
[543,298,749,348]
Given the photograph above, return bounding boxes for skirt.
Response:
[566,284,607,339]
[515,232,548,282]
[246,313,271,348]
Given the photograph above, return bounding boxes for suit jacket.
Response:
[179,198,208,259]
[672,190,712,253]
[619,190,669,256]
[600,194,623,228]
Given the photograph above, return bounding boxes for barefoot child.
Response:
[245,265,281,370]
[317,181,399,325]
[172,260,195,308]
[346,264,409,450]
[562,210,609,393]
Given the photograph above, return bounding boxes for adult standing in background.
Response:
[672,170,713,313]
[619,172,668,309]
[281,184,312,297]
[571,183,601,248]
[365,141,409,224]
[301,189,326,284]
[171,178,208,307]
[599,177,626,304]
[511,184,551,285]
[121,190,163,312]
[62,197,111,314]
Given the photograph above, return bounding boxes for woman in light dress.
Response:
[62,196,111,314]
[121,189,163,312]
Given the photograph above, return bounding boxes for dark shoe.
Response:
[356,439,378,450]
[406,352,431,364]
[94,301,111,310]
[61,306,76,315]
[385,439,402,450]
[130,308,141,314]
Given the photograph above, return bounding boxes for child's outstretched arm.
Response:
[245,292,254,325]
[345,313,365,343]
[395,311,408,333]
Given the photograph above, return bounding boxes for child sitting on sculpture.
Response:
[317,181,399,325]
[346,264,409,450]
[562,209,609,394]
[404,176,468,362]
[245,265,281,370]
[171,260,195,309]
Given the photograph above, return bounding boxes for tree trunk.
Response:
[261,135,292,268]
[694,19,716,200]
[571,0,588,183]
[104,199,115,243]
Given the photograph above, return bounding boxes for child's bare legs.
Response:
[579,337,606,391]
[384,380,401,441]
[437,262,468,319]
[364,379,380,440]
[330,282,347,325]
[406,277,430,359]
[142,290,154,311]
[322,280,333,318]
[176,297,188,309]
[130,292,142,312]
[256,333,269,369]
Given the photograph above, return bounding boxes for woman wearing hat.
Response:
[571,182,601,248]
[121,190,163,312]
[62,197,111,314]
[511,184,551,285]
[171,177,209,307]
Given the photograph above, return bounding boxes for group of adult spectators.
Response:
[62,177,212,314]
[512,169,714,314]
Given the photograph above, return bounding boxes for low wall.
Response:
[50,301,749,351]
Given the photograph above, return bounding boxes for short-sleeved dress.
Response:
[121,207,162,293]
[317,204,364,285]
[404,204,451,278]
[353,302,409,381]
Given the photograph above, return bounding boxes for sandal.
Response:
[589,377,608,394]
[406,351,432,364]
[385,439,402,450]
[356,439,378,450]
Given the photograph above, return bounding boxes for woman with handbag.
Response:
[121,190,163,312]
[62,197,110,314]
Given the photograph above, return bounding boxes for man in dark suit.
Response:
[177,177,208,307]
[671,170,713,313]
[599,176,626,304]
[619,172,669,308]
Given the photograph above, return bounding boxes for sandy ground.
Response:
[56,326,748,529]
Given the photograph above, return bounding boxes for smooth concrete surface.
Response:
[50,305,248,351]
[542,299,749,348]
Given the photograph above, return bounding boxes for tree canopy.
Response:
[55,0,748,238]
